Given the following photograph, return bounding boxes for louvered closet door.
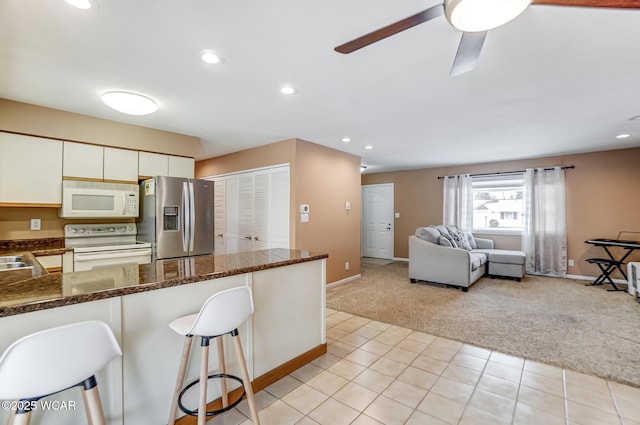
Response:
[253,172,270,250]
[269,168,290,249]
[225,177,240,254]
[238,174,255,252]
[213,178,226,254]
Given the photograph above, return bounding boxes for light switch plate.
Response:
[300,204,310,213]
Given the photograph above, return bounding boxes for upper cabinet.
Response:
[104,147,138,183]
[139,152,195,179]
[0,133,63,206]
[63,142,103,180]
[63,142,139,183]
[0,132,195,207]
[168,156,195,179]
[138,152,168,178]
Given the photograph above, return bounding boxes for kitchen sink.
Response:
[0,255,34,272]
[0,255,24,263]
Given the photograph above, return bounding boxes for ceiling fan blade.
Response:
[334,4,444,54]
[532,0,640,8]
[450,31,487,77]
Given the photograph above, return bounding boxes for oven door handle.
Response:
[74,249,152,262]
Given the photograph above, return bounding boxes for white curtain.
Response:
[442,174,473,231]
[522,167,567,275]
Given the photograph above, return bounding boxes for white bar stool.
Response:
[0,320,122,425]
[167,286,260,425]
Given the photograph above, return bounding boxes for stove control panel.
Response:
[64,223,137,238]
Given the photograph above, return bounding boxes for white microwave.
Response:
[59,180,139,218]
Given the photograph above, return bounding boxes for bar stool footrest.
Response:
[178,373,245,417]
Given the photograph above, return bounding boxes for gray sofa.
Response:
[408,225,525,292]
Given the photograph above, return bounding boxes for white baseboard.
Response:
[393,257,408,262]
[562,273,628,285]
[327,274,362,288]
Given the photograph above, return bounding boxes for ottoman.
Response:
[486,250,526,281]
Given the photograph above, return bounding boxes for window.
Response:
[472,174,525,233]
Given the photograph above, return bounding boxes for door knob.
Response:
[244,236,252,240]
[254,236,259,241]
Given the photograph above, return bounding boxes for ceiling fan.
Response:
[334,0,640,77]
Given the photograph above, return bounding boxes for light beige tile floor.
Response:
[208,308,640,425]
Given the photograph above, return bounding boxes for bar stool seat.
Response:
[0,321,122,425]
[167,286,260,425]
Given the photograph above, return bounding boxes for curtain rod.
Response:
[437,165,574,180]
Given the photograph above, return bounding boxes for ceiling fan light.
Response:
[444,0,532,32]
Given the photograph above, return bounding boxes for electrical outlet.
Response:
[30,218,41,231]
[568,259,574,267]
[345,262,350,271]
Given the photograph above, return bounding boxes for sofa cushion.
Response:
[415,226,440,244]
[470,252,488,271]
[486,250,526,265]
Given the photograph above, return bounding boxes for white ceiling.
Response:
[1,0,639,173]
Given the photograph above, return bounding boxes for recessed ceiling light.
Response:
[102,91,158,115]
[364,145,373,150]
[616,133,631,139]
[279,85,297,95]
[342,137,351,143]
[200,51,223,64]
[65,0,92,9]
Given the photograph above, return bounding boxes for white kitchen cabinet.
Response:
[168,155,195,178]
[138,152,168,178]
[210,165,290,254]
[139,152,195,179]
[0,132,63,206]
[104,147,138,183]
[63,141,104,180]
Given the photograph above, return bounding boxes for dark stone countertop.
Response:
[0,248,328,318]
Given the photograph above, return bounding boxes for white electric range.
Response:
[64,223,152,271]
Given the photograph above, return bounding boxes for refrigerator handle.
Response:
[188,181,196,252]
[182,182,190,253]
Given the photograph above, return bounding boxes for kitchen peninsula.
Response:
[0,248,327,425]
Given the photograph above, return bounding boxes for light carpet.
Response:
[327,261,640,388]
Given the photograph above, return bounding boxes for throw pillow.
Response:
[415,226,440,244]
[451,231,472,251]
[438,236,453,248]
[464,231,478,249]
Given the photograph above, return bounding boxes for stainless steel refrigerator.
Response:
[137,176,214,259]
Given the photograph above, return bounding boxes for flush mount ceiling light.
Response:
[444,0,532,32]
[616,133,631,139]
[342,137,351,143]
[101,91,158,115]
[364,145,373,150]
[279,85,297,95]
[200,51,223,65]
[65,0,92,9]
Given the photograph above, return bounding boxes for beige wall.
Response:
[0,98,201,240]
[362,147,640,278]
[0,99,200,156]
[196,138,362,284]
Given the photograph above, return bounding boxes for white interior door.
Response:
[362,184,394,259]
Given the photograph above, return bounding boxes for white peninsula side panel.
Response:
[252,259,326,376]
